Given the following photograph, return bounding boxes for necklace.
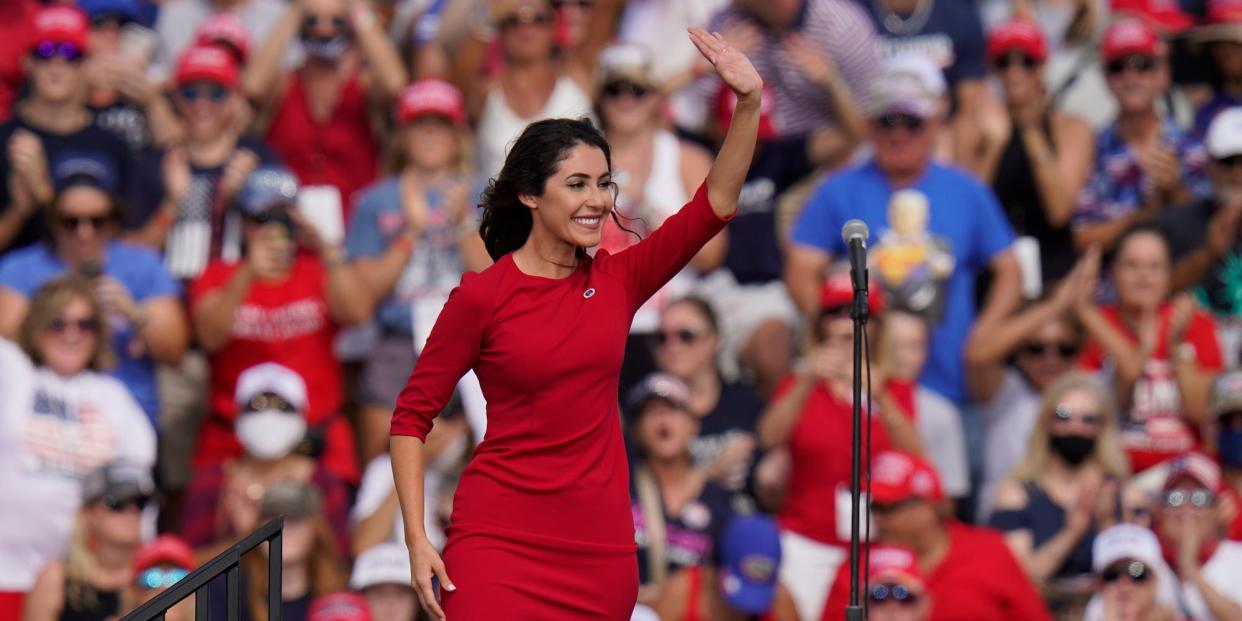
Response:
[878,0,934,36]
[535,248,579,271]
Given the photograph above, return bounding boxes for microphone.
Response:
[841,219,869,295]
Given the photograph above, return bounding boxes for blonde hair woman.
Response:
[990,373,1129,592]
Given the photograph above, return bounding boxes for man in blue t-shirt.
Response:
[786,55,1020,403]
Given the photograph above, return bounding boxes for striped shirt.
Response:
[697,0,880,135]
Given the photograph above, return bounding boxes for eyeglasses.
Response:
[603,81,650,99]
[178,83,228,103]
[1164,488,1213,509]
[58,214,112,231]
[869,583,920,605]
[655,328,704,346]
[498,12,554,31]
[31,41,84,63]
[47,316,100,335]
[243,393,299,414]
[994,53,1039,71]
[103,495,150,513]
[138,567,189,590]
[875,112,926,132]
[1053,404,1102,426]
[1101,560,1149,584]
[1214,155,1242,168]
[1106,55,1156,76]
[1021,340,1080,359]
[302,14,348,31]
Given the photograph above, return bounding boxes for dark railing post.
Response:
[122,516,284,621]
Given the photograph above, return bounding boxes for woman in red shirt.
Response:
[389,29,761,620]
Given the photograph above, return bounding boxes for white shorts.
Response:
[695,270,800,377]
[778,530,847,621]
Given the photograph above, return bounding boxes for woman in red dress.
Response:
[389,28,762,621]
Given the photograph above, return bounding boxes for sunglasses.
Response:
[1164,488,1213,509]
[1021,340,1079,359]
[31,41,84,63]
[994,53,1039,71]
[58,214,112,231]
[1101,560,1149,584]
[138,567,189,590]
[603,81,650,99]
[103,495,150,513]
[1106,55,1156,76]
[302,14,348,31]
[655,328,704,346]
[47,316,100,335]
[243,393,299,414]
[178,83,228,103]
[1215,155,1242,168]
[870,583,919,605]
[1053,404,1102,426]
[876,112,926,132]
[498,12,554,31]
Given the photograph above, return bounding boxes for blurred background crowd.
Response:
[1,0,1242,619]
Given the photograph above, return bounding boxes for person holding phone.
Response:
[190,166,371,485]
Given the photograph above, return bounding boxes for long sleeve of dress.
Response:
[605,183,732,312]
[390,272,493,440]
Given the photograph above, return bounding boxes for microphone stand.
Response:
[845,272,868,621]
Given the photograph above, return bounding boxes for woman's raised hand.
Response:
[688,27,763,104]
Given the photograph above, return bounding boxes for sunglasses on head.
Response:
[876,112,926,132]
[1101,560,1149,584]
[1053,404,1102,426]
[138,567,189,590]
[1021,340,1079,359]
[1164,488,1213,509]
[31,41,84,63]
[178,83,228,103]
[870,583,919,605]
[47,316,100,335]
[59,213,112,231]
[1215,154,1242,168]
[103,495,150,513]
[302,14,348,31]
[244,393,298,414]
[603,81,650,99]
[1106,55,1156,76]
[655,328,704,346]
[994,53,1039,71]
[498,11,554,31]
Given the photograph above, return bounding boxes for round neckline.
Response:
[506,252,585,282]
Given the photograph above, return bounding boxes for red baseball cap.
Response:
[1112,0,1197,33]
[31,6,90,53]
[871,450,944,505]
[1102,18,1166,62]
[820,267,885,316]
[396,79,466,126]
[1162,452,1223,492]
[867,545,925,591]
[1206,0,1242,23]
[987,18,1048,63]
[195,13,251,63]
[308,593,372,621]
[133,536,196,573]
[175,45,239,89]
[717,84,777,141]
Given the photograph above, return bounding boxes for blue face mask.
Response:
[1220,427,1242,468]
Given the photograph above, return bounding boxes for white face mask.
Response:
[236,410,307,460]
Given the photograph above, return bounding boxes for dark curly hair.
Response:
[478,117,615,261]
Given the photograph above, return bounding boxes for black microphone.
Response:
[841,219,869,296]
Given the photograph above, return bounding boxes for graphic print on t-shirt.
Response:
[871,189,955,324]
[233,299,327,341]
[22,388,116,480]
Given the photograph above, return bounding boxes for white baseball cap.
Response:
[1207,107,1242,159]
[234,362,308,411]
[1092,524,1162,572]
[350,542,412,590]
[870,53,947,119]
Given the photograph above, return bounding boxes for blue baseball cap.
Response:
[719,515,782,614]
[52,153,119,194]
[237,166,298,216]
[77,0,143,22]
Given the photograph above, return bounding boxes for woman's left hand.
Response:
[688,27,763,104]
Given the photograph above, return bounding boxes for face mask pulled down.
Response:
[237,410,307,460]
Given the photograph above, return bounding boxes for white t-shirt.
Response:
[978,369,1040,521]
[1178,541,1242,620]
[915,385,969,498]
[0,339,156,591]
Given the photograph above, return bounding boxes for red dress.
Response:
[391,184,729,619]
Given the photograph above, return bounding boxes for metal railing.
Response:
[124,516,284,621]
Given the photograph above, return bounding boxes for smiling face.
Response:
[1106,54,1166,114]
[1112,231,1170,312]
[599,80,659,135]
[175,80,233,142]
[53,185,114,269]
[654,301,719,379]
[521,143,614,249]
[37,295,99,376]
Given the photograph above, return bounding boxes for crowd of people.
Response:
[0,0,1241,619]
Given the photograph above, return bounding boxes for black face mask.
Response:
[1049,434,1096,466]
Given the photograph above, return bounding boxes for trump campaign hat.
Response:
[987,18,1049,64]
[867,545,926,591]
[719,515,782,614]
[396,79,466,126]
[175,44,239,89]
[195,12,251,63]
[31,5,90,52]
[820,265,885,315]
[308,593,372,621]
[349,542,412,590]
[626,372,692,416]
[1161,452,1222,492]
[869,53,946,119]
[1206,108,1242,160]
[235,362,308,412]
[870,450,944,505]
[1102,19,1165,62]
[1092,523,1163,571]
[134,535,197,574]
